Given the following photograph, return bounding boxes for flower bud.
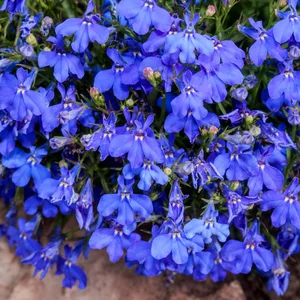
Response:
[26,33,38,46]
[230,181,240,191]
[244,75,258,89]
[143,67,154,81]
[20,44,35,59]
[50,137,73,149]
[240,131,254,144]
[280,0,287,7]
[164,167,172,176]
[209,125,219,135]
[289,45,300,60]
[90,87,106,108]
[126,98,135,107]
[231,86,248,101]
[206,5,216,16]
[250,125,261,137]
[175,161,194,176]
[245,115,254,124]
[154,70,161,79]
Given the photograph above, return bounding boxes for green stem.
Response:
[217,102,227,115]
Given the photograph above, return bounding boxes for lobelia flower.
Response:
[167,180,188,225]
[159,133,184,168]
[75,179,94,231]
[0,0,27,20]
[38,164,81,205]
[151,221,204,265]
[259,121,297,149]
[231,87,248,101]
[199,36,245,69]
[247,145,284,196]
[164,111,220,143]
[0,68,46,121]
[22,238,63,279]
[7,215,41,258]
[38,34,84,83]
[81,112,117,161]
[55,0,109,53]
[267,252,290,296]
[191,150,223,189]
[89,220,141,262]
[214,142,259,181]
[24,195,58,218]
[2,145,50,188]
[287,106,300,125]
[268,60,300,101]
[222,185,261,223]
[207,240,238,282]
[20,13,42,38]
[238,18,287,66]
[244,75,258,89]
[116,0,172,35]
[170,70,211,120]
[164,13,214,63]
[289,45,300,60]
[123,160,168,191]
[221,225,274,273]
[261,178,300,229]
[98,176,153,225]
[139,55,184,93]
[127,239,163,277]
[94,48,139,100]
[143,14,182,53]
[193,60,244,103]
[56,244,87,289]
[109,114,164,169]
[273,6,300,44]
[184,202,230,244]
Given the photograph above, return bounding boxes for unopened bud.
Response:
[143,67,154,80]
[164,167,172,176]
[59,160,68,168]
[230,181,240,191]
[231,86,248,101]
[90,87,106,108]
[26,33,38,46]
[209,125,218,135]
[206,5,216,16]
[126,98,135,107]
[154,70,161,79]
[280,0,287,7]
[201,128,208,135]
[250,125,261,137]
[50,136,73,149]
[289,45,300,60]
[245,115,254,124]
[175,161,194,176]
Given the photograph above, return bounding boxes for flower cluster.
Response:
[0,0,299,296]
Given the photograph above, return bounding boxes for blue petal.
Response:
[12,164,31,187]
[151,233,172,259]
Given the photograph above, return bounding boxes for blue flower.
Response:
[56,244,87,289]
[164,112,220,143]
[109,114,164,169]
[247,145,284,196]
[20,13,42,38]
[24,195,58,218]
[127,240,162,276]
[238,18,287,66]
[117,0,172,35]
[0,68,46,121]
[75,178,94,231]
[184,202,230,244]
[7,215,41,258]
[267,252,290,296]
[214,142,259,181]
[143,14,182,53]
[0,0,26,20]
[38,164,80,205]
[261,178,300,229]
[89,220,141,262]
[268,61,300,101]
[94,49,140,100]
[167,180,188,225]
[22,239,63,279]
[222,185,261,223]
[165,13,213,63]
[191,150,223,189]
[97,176,153,225]
[2,145,50,188]
[221,228,274,273]
[193,62,244,103]
[151,221,204,265]
[38,34,85,82]
[55,0,109,53]
[81,112,117,161]
[123,160,168,191]
[273,7,300,44]
[170,70,210,120]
